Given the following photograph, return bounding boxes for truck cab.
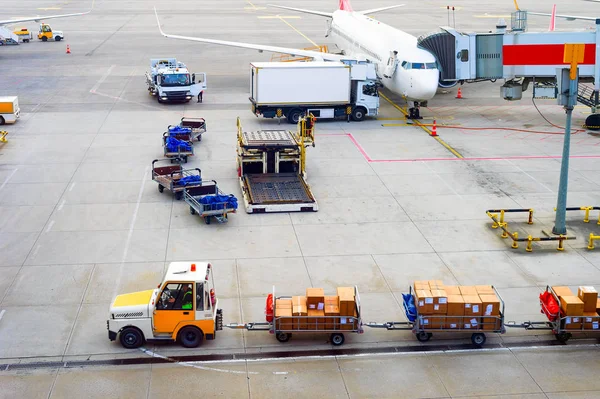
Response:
[145,58,207,103]
[107,262,223,348]
[38,23,63,41]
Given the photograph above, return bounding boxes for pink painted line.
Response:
[345,133,373,162]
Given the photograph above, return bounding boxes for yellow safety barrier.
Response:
[555,206,600,224]
[0,131,7,143]
[588,233,600,250]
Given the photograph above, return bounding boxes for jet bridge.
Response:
[418,11,600,128]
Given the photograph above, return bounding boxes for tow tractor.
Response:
[107,262,223,349]
[236,115,318,213]
[37,23,63,42]
[145,58,206,103]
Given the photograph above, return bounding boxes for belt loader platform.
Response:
[236,117,317,213]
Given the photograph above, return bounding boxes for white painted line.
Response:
[68,182,76,192]
[0,310,5,322]
[57,199,66,211]
[90,65,115,94]
[139,348,258,374]
[45,220,55,233]
[0,169,18,191]
[30,244,41,259]
[272,371,288,375]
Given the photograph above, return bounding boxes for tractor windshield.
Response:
[161,73,190,87]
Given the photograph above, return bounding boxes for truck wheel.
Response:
[351,107,366,122]
[42,36,47,42]
[276,332,291,343]
[179,326,203,348]
[119,327,144,349]
[471,333,486,347]
[55,36,62,41]
[287,109,302,124]
[331,333,345,346]
[0,116,5,125]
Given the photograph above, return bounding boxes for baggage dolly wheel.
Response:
[276,332,291,343]
[330,333,345,346]
[555,332,572,343]
[190,206,196,215]
[204,216,211,224]
[471,333,486,347]
[175,191,183,200]
[416,332,432,342]
[158,185,164,193]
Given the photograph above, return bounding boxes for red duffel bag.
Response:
[265,293,274,322]
[540,291,560,321]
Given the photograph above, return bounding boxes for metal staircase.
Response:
[577,83,597,108]
[0,26,19,45]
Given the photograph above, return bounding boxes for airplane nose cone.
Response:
[409,73,439,101]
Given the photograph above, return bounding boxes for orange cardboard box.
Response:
[413,281,429,292]
[292,296,308,330]
[324,298,340,329]
[428,280,444,290]
[339,313,357,331]
[475,285,495,295]
[482,317,501,331]
[447,295,465,316]
[560,296,584,316]
[583,312,600,330]
[564,316,582,330]
[337,287,355,316]
[306,288,325,310]
[415,289,434,314]
[431,289,448,314]
[446,317,462,329]
[479,294,501,316]
[552,286,574,299]
[578,286,598,313]
[276,299,292,309]
[444,286,461,296]
[596,298,600,313]
[275,303,293,330]
[462,295,483,317]
[462,317,481,330]
[420,315,444,329]
[307,309,325,329]
[459,286,478,296]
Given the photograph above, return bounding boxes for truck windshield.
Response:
[161,74,190,87]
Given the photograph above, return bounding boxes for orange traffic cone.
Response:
[66,44,71,54]
[456,87,463,99]
[431,120,438,137]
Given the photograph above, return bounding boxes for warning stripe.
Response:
[503,43,596,66]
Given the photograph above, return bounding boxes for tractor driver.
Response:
[167,283,193,310]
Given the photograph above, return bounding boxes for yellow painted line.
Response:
[376,117,407,121]
[473,14,512,18]
[258,16,301,19]
[245,6,266,10]
[276,15,318,47]
[379,92,464,159]
[37,7,61,10]
[382,123,460,127]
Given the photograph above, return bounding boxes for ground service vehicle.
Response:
[108,262,223,349]
[236,116,318,213]
[250,60,380,124]
[0,96,20,125]
[38,23,63,41]
[145,58,206,103]
[184,180,238,224]
[13,28,31,43]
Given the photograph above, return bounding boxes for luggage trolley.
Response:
[163,132,194,163]
[183,179,238,224]
[366,286,506,347]
[506,286,600,343]
[151,159,203,200]
[226,286,364,346]
[179,117,206,142]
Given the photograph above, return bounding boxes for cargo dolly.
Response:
[163,132,194,163]
[366,286,506,347]
[184,180,238,224]
[167,117,207,142]
[151,159,203,200]
[226,286,363,346]
[505,286,600,343]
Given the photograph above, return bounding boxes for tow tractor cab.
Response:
[108,262,223,349]
[37,23,63,42]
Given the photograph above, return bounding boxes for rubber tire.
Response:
[55,36,61,41]
[471,333,486,347]
[179,326,203,348]
[158,185,164,193]
[24,39,29,43]
[175,191,183,200]
[204,217,211,225]
[198,135,202,142]
[416,331,432,342]
[0,116,5,125]
[351,107,366,122]
[41,36,47,42]
[585,114,600,131]
[119,327,144,349]
[555,332,572,343]
[331,333,345,346]
[190,206,196,215]
[276,332,291,343]
[287,109,302,124]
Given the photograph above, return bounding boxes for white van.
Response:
[0,96,20,124]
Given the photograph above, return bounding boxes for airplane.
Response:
[0,1,93,30]
[154,0,440,119]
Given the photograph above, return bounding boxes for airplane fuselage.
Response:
[329,11,439,102]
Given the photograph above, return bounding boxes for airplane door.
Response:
[383,51,399,79]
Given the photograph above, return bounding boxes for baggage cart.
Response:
[184,180,238,224]
[163,132,194,163]
[165,126,193,142]
[225,286,363,346]
[179,117,206,141]
[151,159,203,200]
[366,286,506,347]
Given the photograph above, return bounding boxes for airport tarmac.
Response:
[1,0,600,397]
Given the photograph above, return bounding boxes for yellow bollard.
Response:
[557,235,565,251]
[528,209,534,225]
[588,233,595,250]
[597,212,600,226]
[584,207,591,223]
[526,235,533,252]
[500,223,509,238]
[511,232,519,249]
[490,213,499,229]
[499,210,505,225]
[0,131,7,143]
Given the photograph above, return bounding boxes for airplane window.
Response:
[426,62,438,69]
[411,63,425,69]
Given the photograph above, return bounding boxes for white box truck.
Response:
[0,96,20,125]
[250,61,380,124]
